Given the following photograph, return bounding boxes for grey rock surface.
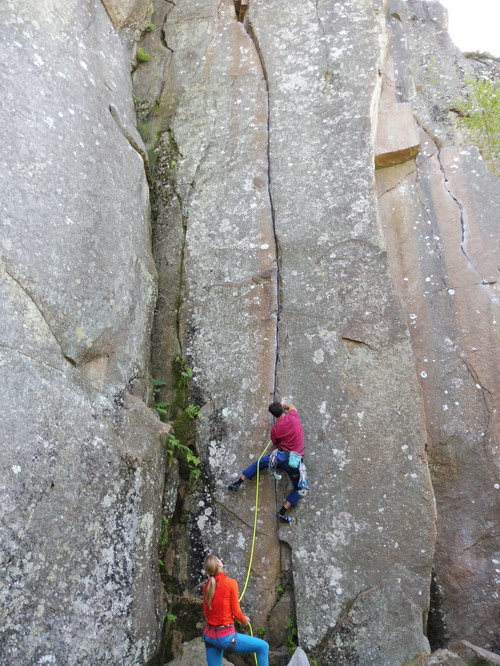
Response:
[451,640,500,665]
[3,0,498,663]
[164,637,233,665]
[147,0,281,625]
[249,1,436,662]
[378,0,500,651]
[144,0,437,664]
[404,650,467,666]
[0,0,163,663]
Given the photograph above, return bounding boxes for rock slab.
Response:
[0,0,163,663]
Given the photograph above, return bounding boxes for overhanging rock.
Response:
[375,102,420,168]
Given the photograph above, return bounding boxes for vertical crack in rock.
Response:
[456,352,493,452]
[418,125,482,280]
[457,352,492,397]
[160,9,174,55]
[314,0,332,91]
[233,0,248,23]
[427,568,449,651]
[175,213,188,358]
[437,153,482,277]
[243,13,281,401]
[109,104,153,187]
[237,4,292,634]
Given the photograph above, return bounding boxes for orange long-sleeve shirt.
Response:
[202,571,246,625]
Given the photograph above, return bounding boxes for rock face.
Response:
[0,0,163,664]
[378,0,500,653]
[404,650,467,666]
[249,2,435,663]
[138,1,436,664]
[147,0,281,628]
[163,637,233,665]
[2,0,500,664]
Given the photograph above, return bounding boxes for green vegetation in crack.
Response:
[185,404,201,420]
[454,77,500,174]
[154,356,204,658]
[153,378,169,420]
[464,51,500,62]
[160,515,169,548]
[153,366,201,484]
[166,433,200,485]
[155,354,202,487]
[276,572,285,598]
[285,615,299,654]
[136,47,151,63]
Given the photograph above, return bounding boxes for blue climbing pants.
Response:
[204,632,269,666]
[242,450,302,506]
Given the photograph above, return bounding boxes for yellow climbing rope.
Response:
[238,440,273,663]
[239,440,272,603]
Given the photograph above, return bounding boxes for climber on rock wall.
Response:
[228,402,308,523]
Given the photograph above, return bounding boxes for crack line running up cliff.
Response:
[418,124,482,280]
[241,12,282,403]
[109,104,153,187]
[436,152,482,278]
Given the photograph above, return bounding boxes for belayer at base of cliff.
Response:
[228,402,308,523]
[202,554,269,666]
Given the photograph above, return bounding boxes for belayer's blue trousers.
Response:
[204,632,269,666]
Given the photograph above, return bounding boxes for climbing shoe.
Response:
[228,478,243,491]
[277,512,292,524]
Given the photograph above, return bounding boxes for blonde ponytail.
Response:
[203,554,220,609]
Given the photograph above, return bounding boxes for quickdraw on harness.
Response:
[298,461,309,496]
[268,448,281,480]
[269,448,309,495]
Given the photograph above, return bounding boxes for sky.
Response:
[437,0,500,56]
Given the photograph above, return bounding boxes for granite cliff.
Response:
[0,1,498,665]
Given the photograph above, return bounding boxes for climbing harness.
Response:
[270,449,308,493]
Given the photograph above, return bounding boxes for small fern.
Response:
[166,434,201,483]
[153,378,167,395]
[155,402,170,419]
[189,467,201,486]
[185,404,201,420]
